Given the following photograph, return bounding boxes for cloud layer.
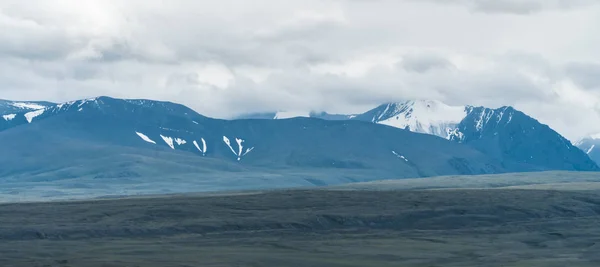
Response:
[421,0,600,14]
[1,0,600,140]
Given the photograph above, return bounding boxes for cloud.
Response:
[418,0,600,14]
[1,0,600,140]
[564,62,600,90]
[399,53,456,73]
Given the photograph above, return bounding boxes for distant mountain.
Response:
[236,111,356,120]
[357,102,598,171]
[0,97,507,188]
[0,99,55,115]
[236,100,481,139]
[237,100,599,172]
[576,134,600,165]
[449,106,597,171]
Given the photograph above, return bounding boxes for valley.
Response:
[2,180,600,267]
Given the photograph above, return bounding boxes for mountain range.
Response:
[241,100,598,171]
[0,96,597,200]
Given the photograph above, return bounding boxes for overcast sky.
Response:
[2,0,600,140]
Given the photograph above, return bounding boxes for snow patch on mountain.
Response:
[392,151,409,162]
[223,136,236,155]
[587,145,595,154]
[175,138,187,146]
[10,102,46,110]
[136,132,156,144]
[193,140,202,152]
[24,109,45,123]
[2,114,16,121]
[244,147,254,156]
[193,138,207,155]
[160,135,175,149]
[235,138,244,157]
[223,136,254,160]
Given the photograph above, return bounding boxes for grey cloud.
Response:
[472,0,544,14]
[565,62,600,90]
[203,54,557,118]
[399,53,456,73]
[419,0,599,14]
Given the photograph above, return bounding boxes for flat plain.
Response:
[1,186,600,266]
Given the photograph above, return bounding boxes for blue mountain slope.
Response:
[0,97,506,186]
[449,106,598,171]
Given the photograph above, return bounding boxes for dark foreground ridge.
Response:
[2,189,600,266]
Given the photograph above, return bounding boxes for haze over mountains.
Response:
[576,135,600,166]
[0,96,598,201]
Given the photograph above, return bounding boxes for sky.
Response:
[1,0,600,140]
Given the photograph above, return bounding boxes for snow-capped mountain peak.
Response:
[355,100,467,139]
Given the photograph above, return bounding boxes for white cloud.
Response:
[1,0,600,140]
